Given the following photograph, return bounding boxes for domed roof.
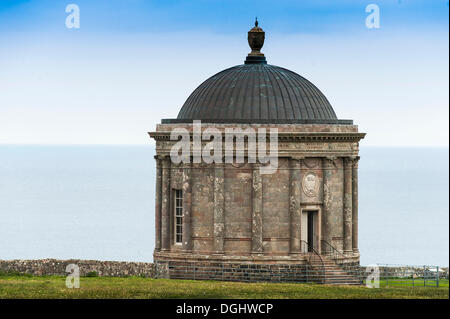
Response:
[163,20,351,125]
[176,63,342,123]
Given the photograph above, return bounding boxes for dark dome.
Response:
[174,64,345,124]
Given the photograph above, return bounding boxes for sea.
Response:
[0,145,448,266]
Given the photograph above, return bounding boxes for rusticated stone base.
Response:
[154,251,360,283]
[155,260,315,282]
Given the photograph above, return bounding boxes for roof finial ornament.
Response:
[245,18,267,64]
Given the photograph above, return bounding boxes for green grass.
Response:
[364,278,449,288]
[0,275,448,299]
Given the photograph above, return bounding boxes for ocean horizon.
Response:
[0,145,448,266]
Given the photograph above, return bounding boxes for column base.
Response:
[251,252,264,257]
[212,252,225,256]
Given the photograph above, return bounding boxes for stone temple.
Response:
[149,21,366,283]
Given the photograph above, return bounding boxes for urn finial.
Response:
[245,18,267,64]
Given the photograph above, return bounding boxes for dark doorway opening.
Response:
[307,211,315,252]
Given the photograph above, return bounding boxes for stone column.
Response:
[161,156,171,251]
[154,156,162,251]
[289,158,302,255]
[343,157,353,253]
[182,162,192,252]
[352,157,360,253]
[251,164,263,254]
[213,165,225,254]
[322,157,334,253]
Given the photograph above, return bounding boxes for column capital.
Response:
[322,156,336,168]
[343,157,354,169]
[251,162,263,169]
[289,157,302,168]
[213,162,226,169]
[161,155,171,167]
[351,156,360,168]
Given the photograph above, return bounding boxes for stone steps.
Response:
[309,257,362,285]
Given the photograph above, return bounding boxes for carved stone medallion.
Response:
[302,171,319,197]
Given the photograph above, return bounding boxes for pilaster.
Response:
[289,157,302,255]
[154,155,163,251]
[352,156,360,253]
[343,157,353,253]
[213,165,225,253]
[161,156,171,251]
[251,164,263,255]
[182,162,192,252]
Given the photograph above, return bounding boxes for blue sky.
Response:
[0,0,448,145]
[1,0,447,33]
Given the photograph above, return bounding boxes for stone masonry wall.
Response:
[191,164,215,253]
[224,164,253,254]
[262,158,290,254]
[0,259,155,277]
[154,260,320,283]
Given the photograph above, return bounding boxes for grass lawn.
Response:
[0,274,448,299]
[371,279,449,288]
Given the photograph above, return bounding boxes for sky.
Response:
[0,0,448,146]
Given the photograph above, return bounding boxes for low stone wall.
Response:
[359,266,449,279]
[0,259,155,277]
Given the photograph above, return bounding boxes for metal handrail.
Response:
[321,240,346,261]
[321,240,365,284]
[300,240,325,283]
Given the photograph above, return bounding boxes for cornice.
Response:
[148,132,366,143]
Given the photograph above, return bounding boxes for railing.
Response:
[321,240,346,262]
[320,240,365,284]
[371,264,445,288]
[300,240,325,284]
